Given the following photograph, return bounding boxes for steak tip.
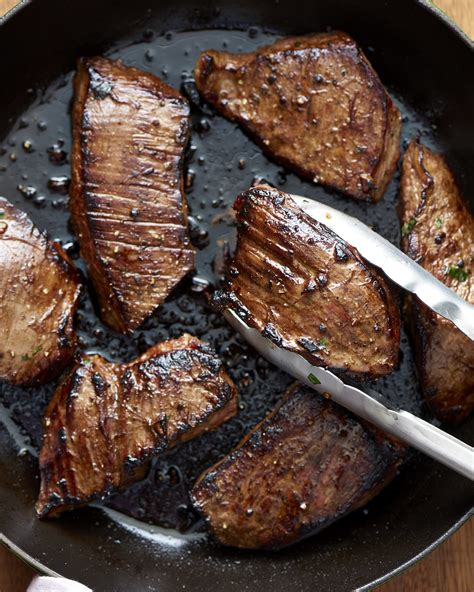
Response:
[195,52,216,83]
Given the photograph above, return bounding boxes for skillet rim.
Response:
[0,0,29,23]
[2,507,474,587]
[0,0,472,589]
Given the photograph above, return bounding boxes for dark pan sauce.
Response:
[0,28,441,533]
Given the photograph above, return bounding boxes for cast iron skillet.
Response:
[0,0,473,590]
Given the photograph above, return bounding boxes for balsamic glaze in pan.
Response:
[0,28,440,533]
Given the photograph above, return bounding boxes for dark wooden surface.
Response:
[0,0,472,590]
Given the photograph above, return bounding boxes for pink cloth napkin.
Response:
[27,576,92,592]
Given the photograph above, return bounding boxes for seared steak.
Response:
[194,32,401,202]
[70,57,195,333]
[192,383,405,550]
[36,334,237,518]
[0,198,81,386]
[215,185,400,379]
[399,141,474,423]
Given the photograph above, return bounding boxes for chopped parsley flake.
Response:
[401,217,417,237]
[21,344,42,362]
[32,344,42,356]
[446,265,468,282]
[318,337,329,348]
[308,373,321,385]
[435,217,443,229]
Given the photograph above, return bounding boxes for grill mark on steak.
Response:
[0,197,82,386]
[191,383,405,550]
[70,57,195,334]
[215,185,400,379]
[194,32,401,202]
[399,140,474,423]
[36,334,238,518]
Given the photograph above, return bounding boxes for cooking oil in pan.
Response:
[0,27,438,533]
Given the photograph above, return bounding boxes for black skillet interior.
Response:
[0,0,473,591]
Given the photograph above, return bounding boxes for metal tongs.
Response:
[225,194,474,480]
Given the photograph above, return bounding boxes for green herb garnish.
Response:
[318,338,329,348]
[435,217,443,229]
[32,344,42,356]
[308,373,321,385]
[21,344,42,362]
[446,265,468,282]
[401,217,417,237]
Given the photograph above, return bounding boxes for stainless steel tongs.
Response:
[224,194,474,480]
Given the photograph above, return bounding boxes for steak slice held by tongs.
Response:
[194,32,401,202]
[0,198,82,386]
[215,185,401,380]
[191,383,405,550]
[218,183,473,479]
[70,57,195,334]
[399,140,474,423]
[36,334,237,518]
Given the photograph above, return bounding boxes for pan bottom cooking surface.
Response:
[0,26,441,533]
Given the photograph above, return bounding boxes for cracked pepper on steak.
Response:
[195,32,401,202]
[214,185,400,380]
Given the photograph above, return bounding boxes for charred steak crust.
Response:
[399,140,474,423]
[191,383,405,550]
[36,334,237,518]
[0,197,82,386]
[194,31,401,202]
[215,185,400,379]
[70,57,195,334]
